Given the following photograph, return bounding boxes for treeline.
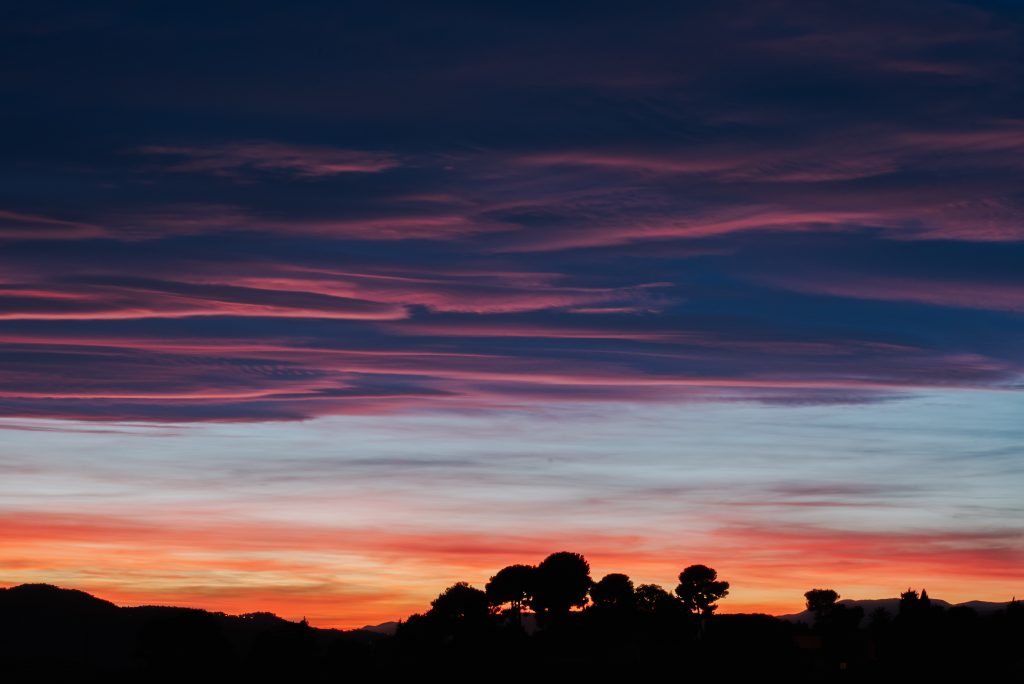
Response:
[1,554,1022,681]
[410,551,729,629]
[392,551,1023,679]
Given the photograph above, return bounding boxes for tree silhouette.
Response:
[529,552,592,620]
[428,582,490,624]
[804,588,840,620]
[635,584,678,615]
[899,588,920,615]
[590,573,635,610]
[486,564,535,625]
[675,565,729,616]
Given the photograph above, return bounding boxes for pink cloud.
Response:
[227,266,672,314]
[757,271,1024,312]
[0,327,1012,423]
[0,266,666,320]
[518,148,901,183]
[0,279,408,321]
[516,121,1024,180]
[496,206,884,252]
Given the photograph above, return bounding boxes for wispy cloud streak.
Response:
[137,142,399,177]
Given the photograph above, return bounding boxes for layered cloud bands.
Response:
[1,0,1022,422]
[0,235,1020,421]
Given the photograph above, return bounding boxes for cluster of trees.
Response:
[803,586,949,628]
[419,551,730,630]
[392,552,1023,678]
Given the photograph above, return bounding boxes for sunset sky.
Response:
[1,1,1022,628]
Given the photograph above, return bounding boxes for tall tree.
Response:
[590,573,635,610]
[899,588,920,615]
[635,583,679,615]
[428,582,491,624]
[805,588,840,618]
[486,564,535,624]
[529,552,592,620]
[675,565,729,616]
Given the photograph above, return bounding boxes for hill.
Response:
[0,584,384,682]
[778,597,1015,623]
[2,583,1022,681]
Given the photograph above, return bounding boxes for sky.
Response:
[0,0,1022,628]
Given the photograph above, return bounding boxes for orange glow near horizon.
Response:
[1,510,1019,629]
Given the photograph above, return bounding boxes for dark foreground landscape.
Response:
[2,552,1021,682]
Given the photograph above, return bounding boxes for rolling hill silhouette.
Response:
[0,584,384,682]
[1,582,1021,681]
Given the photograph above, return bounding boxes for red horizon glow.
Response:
[1,509,1018,629]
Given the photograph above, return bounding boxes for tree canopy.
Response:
[486,564,535,616]
[428,582,490,623]
[529,551,592,617]
[804,588,840,614]
[675,564,730,616]
[635,583,678,615]
[590,573,635,610]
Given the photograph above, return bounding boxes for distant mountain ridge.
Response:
[778,597,1016,623]
[359,620,400,634]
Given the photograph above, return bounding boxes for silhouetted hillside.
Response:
[779,597,1016,623]
[2,574,1022,682]
[358,620,400,635]
[0,584,385,682]
[1,583,118,614]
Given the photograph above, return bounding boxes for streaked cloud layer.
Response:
[1,0,1022,625]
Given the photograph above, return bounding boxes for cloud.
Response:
[2,0,1024,634]
[0,210,105,240]
[516,122,1024,183]
[97,204,504,242]
[733,233,1024,311]
[0,315,1016,422]
[227,266,672,315]
[0,219,1021,423]
[716,522,1024,581]
[0,277,408,321]
[0,256,670,321]
[0,0,1023,552]
[136,142,399,177]
[758,272,1024,312]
